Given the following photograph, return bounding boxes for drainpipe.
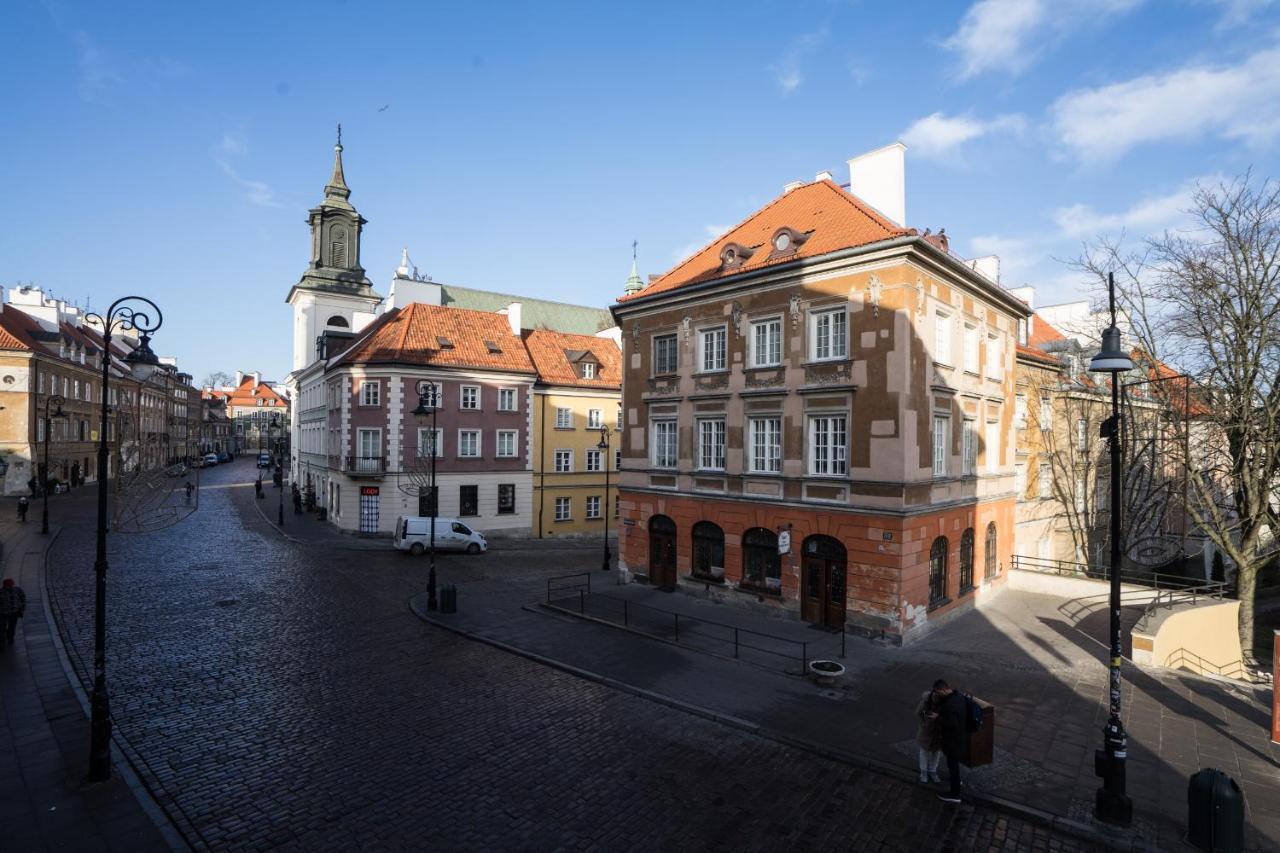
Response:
[537,391,547,538]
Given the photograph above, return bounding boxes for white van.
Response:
[393,516,488,555]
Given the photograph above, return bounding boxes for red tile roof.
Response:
[224,377,288,408]
[524,329,621,389]
[618,179,911,303]
[0,306,38,351]
[1016,343,1060,367]
[1027,313,1068,348]
[334,303,536,374]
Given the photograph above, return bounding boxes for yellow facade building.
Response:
[524,329,621,537]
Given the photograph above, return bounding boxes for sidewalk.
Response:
[0,512,176,852]
[415,569,1280,852]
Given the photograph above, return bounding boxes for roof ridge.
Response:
[445,285,609,313]
[396,302,416,352]
[820,179,911,235]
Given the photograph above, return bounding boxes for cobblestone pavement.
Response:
[42,462,1108,851]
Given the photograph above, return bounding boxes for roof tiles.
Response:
[523,329,621,389]
[336,303,536,374]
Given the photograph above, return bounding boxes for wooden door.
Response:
[824,560,846,628]
[802,558,824,623]
[802,556,847,628]
[649,516,677,591]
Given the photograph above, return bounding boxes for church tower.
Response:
[286,128,382,372]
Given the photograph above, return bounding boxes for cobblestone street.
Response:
[36,461,1111,852]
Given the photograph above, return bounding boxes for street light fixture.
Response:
[597,425,611,572]
[83,297,162,783]
[1088,272,1134,827]
[411,380,439,611]
[41,394,66,535]
[269,414,285,526]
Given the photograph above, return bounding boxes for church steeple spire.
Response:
[325,123,351,202]
[623,240,644,295]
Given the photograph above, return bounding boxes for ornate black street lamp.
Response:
[40,394,66,534]
[597,425,611,572]
[84,296,162,783]
[1088,272,1134,826]
[411,380,439,611]
[270,414,285,526]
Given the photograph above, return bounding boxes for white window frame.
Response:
[1039,463,1052,499]
[1076,417,1088,452]
[360,380,380,407]
[653,333,678,375]
[555,407,573,429]
[986,333,1003,380]
[458,429,481,458]
[652,420,678,469]
[587,409,602,429]
[582,362,596,379]
[750,317,783,367]
[356,428,382,472]
[585,496,601,519]
[615,405,623,429]
[986,421,1000,474]
[964,325,979,373]
[497,388,516,412]
[460,385,480,410]
[585,449,602,472]
[932,415,950,477]
[1040,398,1052,430]
[808,415,848,477]
[554,449,573,472]
[697,418,726,471]
[416,427,443,458]
[554,497,571,521]
[698,326,727,373]
[748,416,782,474]
[1015,394,1027,428]
[496,430,517,458]
[934,312,952,365]
[810,307,848,361]
[961,419,976,476]
[419,382,442,408]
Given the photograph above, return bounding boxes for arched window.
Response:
[984,522,998,579]
[691,522,725,580]
[326,315,349,328]
[929,537,948,607]
[959,528,974,593]
[742,527,781,590]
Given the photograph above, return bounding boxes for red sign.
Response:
[360,487,379,496]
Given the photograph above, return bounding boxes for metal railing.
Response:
[1011,554,1226,594]
[1135,581,1232,632]
[1163,647,1247,680]
[344,455,387,474]
[544,576,845,674]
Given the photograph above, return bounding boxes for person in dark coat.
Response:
[915,687,943,783]
[291,483,302,514]
[17,496,28,522]
[0,578,26,652]
[931,679,968,802]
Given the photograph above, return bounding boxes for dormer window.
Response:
[582,362,596,379]
[768,227,809,259]
[720,242,755,270]
[437,336,454,349]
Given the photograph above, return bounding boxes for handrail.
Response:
[1011,554,1229,595]
[1163,647,1247,680]
[546,571,591,604]
[1134,580,1232,632]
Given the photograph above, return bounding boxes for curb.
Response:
[408,593,1163,853]
[37,526,195,852]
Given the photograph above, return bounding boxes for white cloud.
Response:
[213,132,280,208]
[944,0,1143,79]
[1052,179,1212,238]
[968,234,1042,282]
[1051,46,1280,163]
[900,112,1026,159]
[768,28,828,95]
[1207,0,1276,29]
[73,31,122,103]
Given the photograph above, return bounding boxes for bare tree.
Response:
[1075,174,1280,662]
[201,370,234,389]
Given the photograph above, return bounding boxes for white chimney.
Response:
[815,170,834,182]
[505,302,522,335]
[783,180,804,194]
[386,248,441,310]
[847,142,906,226]
[252,371,261,387]
[1007,286,1035,308]
[235,370,244,387]
[965,255,1001,284]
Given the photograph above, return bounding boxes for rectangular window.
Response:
[1096,475,1109,511]
[554,449,573,472]
[586,496,601,519]
[1015,464,1027,497]
[749,416,782,473]
[934,312,952,365]
[1076,418,1088,451]
[498,388,516,411]
[653,420,678,468]
[360,381,380,407]
[964,325,979,373]
[986,422,1000,473]
[616,405,623,429]
[699,326,727,372]
[37,418,44,442]
[1075,473,1088,513]
[1040,399,1052,430]
[582,362,596,379]
[750,318,782,367]
[587,409,602,429]
[498,484,515,514]
[1039,463,1052,499]
[420,383,442,408]
[809,416,848,476]
[615,448,621,471]
[496,430,517,458]
[73,379,80,400]
[962,420,976,475]
[653,334,678,375]
[812,308,848,360]
[458,430,480,458]
[554,497,571,521]
[416,427,443,458]
[461,385,480,410]
[697,419,726,470]
[356,429,381,472]
[986,333,1003,379]
[586,449,602,472]
[1015,394,1027,428]
[932,415,949,477]
[555,407,573,429]
[460,485,478,517]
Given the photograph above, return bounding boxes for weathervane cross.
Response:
[632,239,638,260]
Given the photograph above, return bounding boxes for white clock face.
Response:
[775,233,791,251]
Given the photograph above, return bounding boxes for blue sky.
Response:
[6,0,1280,382]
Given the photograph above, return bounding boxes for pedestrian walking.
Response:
[931,679,968,803]
[184,481,194,506]
[255,477,264,499]
[17,496,29,523]
[26,477,37,497]
[0,578,26,652]
[291,484,302,514]
[915,686,943,784]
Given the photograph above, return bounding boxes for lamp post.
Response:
[40,394,66,534]
[84,296,162,783]
[597,425,611,572]
[1088,272,1134,826]
[411,380,438,611]
[270,414,284,526]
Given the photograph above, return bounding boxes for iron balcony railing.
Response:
[344,455,387,475]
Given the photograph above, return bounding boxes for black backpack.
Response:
[963,693,984,733]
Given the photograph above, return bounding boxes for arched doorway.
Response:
[802,535,846,628]
[691,521,725,581]
[649,515,677,591]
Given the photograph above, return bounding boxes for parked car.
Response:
[393,516,488,555]
[203,453,219,467]
[217,451,231,463]
[256,452,272,468]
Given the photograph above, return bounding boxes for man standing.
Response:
[0,578,26,652]
[931,679,968,803]
[17,496,29,523]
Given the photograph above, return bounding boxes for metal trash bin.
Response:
[1188,768,1244,852]
[440,584,457,614]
